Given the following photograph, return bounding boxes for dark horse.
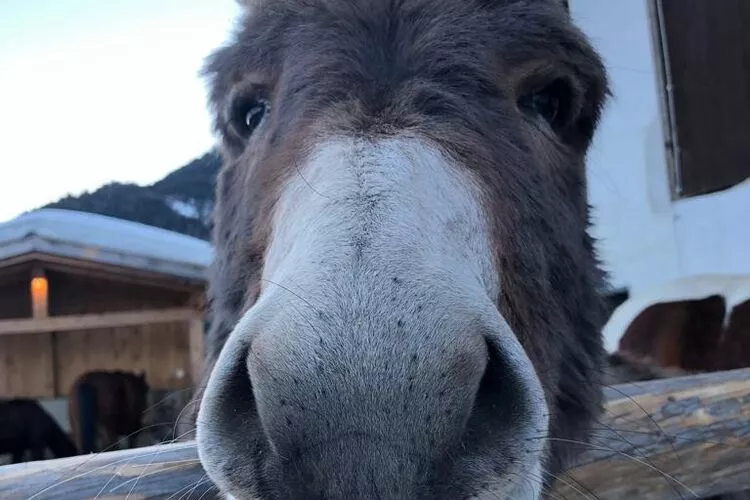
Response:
[0,399,78,463]
[68,370,149,454]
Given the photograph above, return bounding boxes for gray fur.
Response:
[193,0,611,498]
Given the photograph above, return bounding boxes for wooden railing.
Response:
[554,367,750,499]
[1,368,749,499]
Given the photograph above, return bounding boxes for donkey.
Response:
[0,399,78,464]
[193,0,610,498]
[68,370,149,453]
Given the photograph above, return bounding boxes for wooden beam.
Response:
[553,367,750,499]
[0,441,217,500]
[0,252,206,293]
[0,307,201,336]
[189,317,205,385]
[0,368,748,499]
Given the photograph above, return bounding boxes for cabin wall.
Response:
[54,322,192,396]
[49,272,195,395]
[0,269,54,397]
[0,333,54,398]
[47,270,190,314]
[569,0,750,295]
[0,270,197,399]
[0,269,31,319]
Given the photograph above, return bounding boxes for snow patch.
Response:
[167,197,201,220]
[603,274,750,352]
[0,208,213,280]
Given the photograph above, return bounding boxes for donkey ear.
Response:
[523,0,569,9]
[481,0,568,11]
[526,0,571,17]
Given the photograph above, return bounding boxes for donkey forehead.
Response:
[206,0,602,103]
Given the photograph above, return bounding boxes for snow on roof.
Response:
[602,273,750,353]
[0,209,213,281]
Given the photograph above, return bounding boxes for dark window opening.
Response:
[656,0,750,198]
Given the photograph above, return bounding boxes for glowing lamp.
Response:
[30,275,49,318]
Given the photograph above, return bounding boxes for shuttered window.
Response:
[657,0,750,198]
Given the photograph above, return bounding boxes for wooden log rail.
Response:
[0,368,748,499]
[0,307,201,336]
[555,367,750,499]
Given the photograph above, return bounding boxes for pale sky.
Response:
[0,0,241,222]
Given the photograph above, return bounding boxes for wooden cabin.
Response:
[0,209,212,428]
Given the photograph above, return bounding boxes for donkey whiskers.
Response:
[27,451,200,500]
[180,475,214,500]
[537,436,698,498]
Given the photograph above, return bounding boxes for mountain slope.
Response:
[42,151,221,241]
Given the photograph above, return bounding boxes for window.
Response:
[654,0,750,198]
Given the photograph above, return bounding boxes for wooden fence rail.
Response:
[1,368,749,499]
[554,367,750,499]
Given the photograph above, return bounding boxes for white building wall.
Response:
[569,0,750,295]
[672,180,750,277]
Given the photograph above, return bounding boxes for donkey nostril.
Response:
[470,334,541,436]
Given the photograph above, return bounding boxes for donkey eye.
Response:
[518,78,573,130]
[230,98,270,139]
[528,92,560,124]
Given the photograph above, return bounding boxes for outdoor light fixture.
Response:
[30,274,49,318]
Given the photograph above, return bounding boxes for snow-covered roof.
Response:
[603,274,750,353]
[0,209,213,282]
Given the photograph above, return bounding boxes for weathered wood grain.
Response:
[0,307,199,336]
[0,441,218,500]
[553,367,750,499]
[0,368,748,499]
